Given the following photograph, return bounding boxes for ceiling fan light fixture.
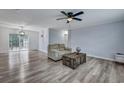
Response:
[67,18,73,22]
[19,31,25,36]
[19,26,25,36]
[57,11,84,23]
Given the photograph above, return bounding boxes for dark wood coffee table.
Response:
[62,52,86,69]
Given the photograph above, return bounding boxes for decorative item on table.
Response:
[76,47,81,55]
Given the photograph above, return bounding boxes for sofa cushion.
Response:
[59,48,65,51]
[59,44,65,50]
[49,44,59,49]
[57,50,71,56]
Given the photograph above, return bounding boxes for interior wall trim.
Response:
[88,54,115,62]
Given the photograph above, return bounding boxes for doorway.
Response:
[9,34,29,51]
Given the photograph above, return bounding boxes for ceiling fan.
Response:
[56,11,84,23]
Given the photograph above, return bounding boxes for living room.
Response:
[0,9,124,83]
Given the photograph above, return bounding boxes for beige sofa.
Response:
[48,44,72,61]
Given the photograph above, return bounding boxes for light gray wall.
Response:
[49,28,65,44]
[71,21,124,60]
[28,31,39,50]
[0,26,39,53]
[39,28,49,53]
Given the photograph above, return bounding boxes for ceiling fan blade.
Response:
[56,17,67,20]
[73,11,84,17]
[61,11,68,16]
[73,18,82,21]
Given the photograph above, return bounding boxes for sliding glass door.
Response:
[19,35,29,50]
[9,34,29,51]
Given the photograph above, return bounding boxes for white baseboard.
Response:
[0,50,8,53]
[38,49,47,54]
[0,49,115,62]
[88,54,115,61]
[0,49,39,54]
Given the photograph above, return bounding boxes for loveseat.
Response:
[48,44,72,61]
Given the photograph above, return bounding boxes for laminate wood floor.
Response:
[0,51,124,83]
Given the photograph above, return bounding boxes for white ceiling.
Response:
[0,9,124,31]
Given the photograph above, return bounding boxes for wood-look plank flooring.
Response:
[0,51,124,83]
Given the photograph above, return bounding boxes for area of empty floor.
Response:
[0,51,124,83]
